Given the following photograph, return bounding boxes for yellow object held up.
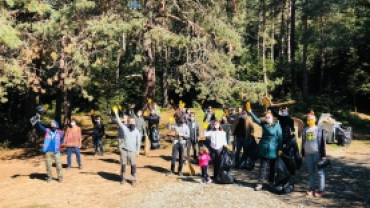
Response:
[246,102,251,111]
[90,109,95,115]
[112,106,118,113]
[143,111,148,117]
[169,117,173,124]
[202,122,208,130]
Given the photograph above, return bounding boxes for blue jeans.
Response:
[235,136,248,165]
[67,147,81,167]
[93,137,104,154]
[306,152,325,191]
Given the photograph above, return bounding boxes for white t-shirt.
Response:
[204,130,227,150]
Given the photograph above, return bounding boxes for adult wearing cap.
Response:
[36,119,65,183]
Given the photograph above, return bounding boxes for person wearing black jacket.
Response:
[269,106,295,144]
[145,109,161,149]
[90,111,105,156]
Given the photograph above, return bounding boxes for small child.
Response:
[198,146,212,183]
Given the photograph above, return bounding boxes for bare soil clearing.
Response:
[0,111,369,208]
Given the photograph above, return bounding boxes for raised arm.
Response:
[36,122,47,132]
[248,111,263,126]
[91,115,96,125]
[114,111,130,136]
[110,114,118,124]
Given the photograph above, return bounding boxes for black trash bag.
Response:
[239,157,255,170]
[336,125,352,147]
[274,157,291,186]
[247,136,259,160]
[217,170,235,184]
[221,146,235,169]
[283,136,302,170]
[150,128,160,149]
[273,177,294,195]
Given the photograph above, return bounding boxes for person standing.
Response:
[36,120,64,183]
[113,108,142,186]
[166,117,190,176]
[247,106,283,191]
[64,118,83,170]
[187,112,200,162]
[198,146,212,183]
[129,105,147,137]
[145,109,160,149]
[302,111,327,198]
[203,120,227,181]
[232,110,254,167]
[269,106,295,143]
[203,106,215,124]
[90,110,105,156]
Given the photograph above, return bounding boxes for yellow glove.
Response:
[90,109,95,115]
[118,105,122,110]
[246,102,251,112]
[278,150,283,156]
[202,122,208,129]
[112,106,118,113]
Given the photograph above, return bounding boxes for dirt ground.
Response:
[0,111,370,208]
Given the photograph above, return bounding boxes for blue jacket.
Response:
[249,111,283,159]
[37,123,64,153]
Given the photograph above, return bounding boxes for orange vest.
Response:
[64,126,82,147]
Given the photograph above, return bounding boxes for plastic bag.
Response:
[273,178,294,195]
[221,146,235,169]
[150,128,160,149]
[239,157,255,171]
[217,170,235,184]
[336,125,352,147]
[274,157,291,186]
[283,136,302,170]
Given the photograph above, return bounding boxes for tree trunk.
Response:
[271,3,275,63]
[289,0,296,97]
[354,94,357,112]
[262,0,268,96]
[301,0,309,101]
[163,46,169,107]
[279,0,286,64]
[318,16,325,93]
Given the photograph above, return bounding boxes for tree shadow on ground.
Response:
[97,171,121,182]
[99,158,120,164]
[141,165,168,173]
[11,173,48,181]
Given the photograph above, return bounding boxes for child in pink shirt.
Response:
[199,146,212,183]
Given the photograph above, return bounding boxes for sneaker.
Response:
[131,180,136,187]
[120,180,126,185]
[46,177,52,183]
[66,166,71,170]
[94,153,98,157]
[166,171,174,176]
[183,160,187,164]
[58,177,63,183]
[178,172,183,177]
[255,184,263,191]
[314,191,324,198]
[79,164,83,170]
[306,189,314,196]
[207,178,212,183]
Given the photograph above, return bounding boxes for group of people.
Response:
[166,105,327,198]
[35,102,327,197]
